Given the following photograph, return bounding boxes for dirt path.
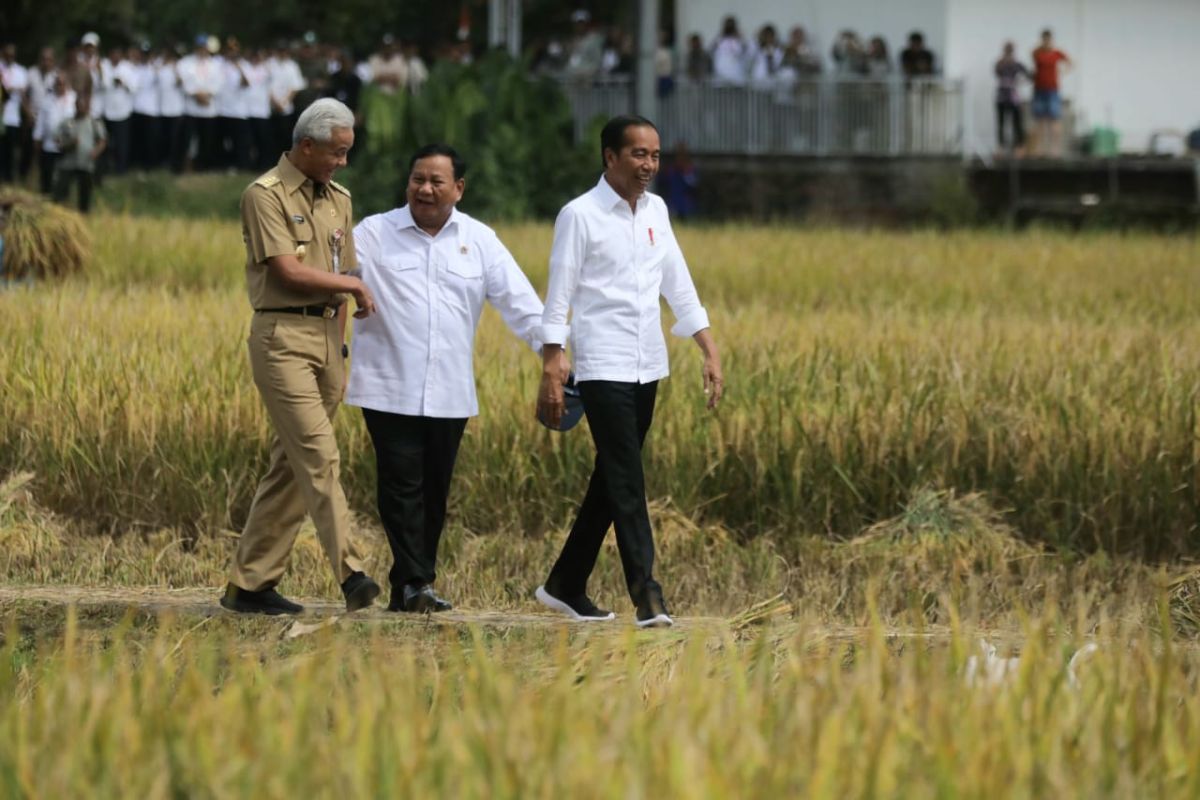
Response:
[0,583,972,644]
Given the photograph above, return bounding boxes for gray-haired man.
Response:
[221,98,381,615]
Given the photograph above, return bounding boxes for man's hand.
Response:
[348,278,376,318]
[537,344,569,428]
[693,328,724,411]
[702,354,724,410]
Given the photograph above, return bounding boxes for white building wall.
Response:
[943,0,1200,155]
[674,0,1200,157]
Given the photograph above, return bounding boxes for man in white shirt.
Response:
[156,48,187,172]
[346,143,544,613]
[268,46,305,157]
[32,70,75,194]
[535,115,724,628]
[102,46,138,175]
[178,38,222,170]
[1,43,30,182]
[129,47,159,170]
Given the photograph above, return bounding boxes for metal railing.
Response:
[558,76,965,157]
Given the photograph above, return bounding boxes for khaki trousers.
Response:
[232,312,364,591]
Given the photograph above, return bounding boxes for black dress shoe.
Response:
[219,583,304,615]
[635,585,674,628]
[389,584,452,613]
[341,571,381,612]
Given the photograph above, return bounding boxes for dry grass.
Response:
[0,188,91,280]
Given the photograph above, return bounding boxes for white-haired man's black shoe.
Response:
[341,571,381,612]
[535,585,615,621]
[634,586,673,628]
[220,583,304,615]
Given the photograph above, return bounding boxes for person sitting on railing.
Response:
[780,26,822,78]
[831,30,868,77]
[711,15,750,85]
[683,33,712,83]
[749,24,785,85]
[900,31,936,79]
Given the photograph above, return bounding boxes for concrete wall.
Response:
[675,0,947,73]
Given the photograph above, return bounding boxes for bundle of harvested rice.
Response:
[0,188,91,280]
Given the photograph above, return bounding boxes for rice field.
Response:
[1,211,1199,796]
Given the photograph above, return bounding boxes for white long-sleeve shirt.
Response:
[346,206,544,418]
[33,90,76,151]
[103,59,138,121]
[178,54,222,118]
[541,176,710,384]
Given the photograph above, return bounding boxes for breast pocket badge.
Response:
[330,228,344,273]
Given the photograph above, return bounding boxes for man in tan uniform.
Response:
[221,97,382,615]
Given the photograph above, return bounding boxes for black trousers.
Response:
[0,125,17,182]
[106,118,131,175]
[160,116,186,173]
[997,101,1025,149]
[130,113,158,169]
[187,116,220,171]
[362,409,468,591]
[53,168,94,213]
[38,150,59,195]
[546,380,659,603]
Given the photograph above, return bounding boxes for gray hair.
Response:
[292,98,355,146]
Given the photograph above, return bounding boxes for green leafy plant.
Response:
[346,50,598,220]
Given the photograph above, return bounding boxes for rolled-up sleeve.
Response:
[540,205,583,346]
[485,234,545,353]
[660,227,710,338]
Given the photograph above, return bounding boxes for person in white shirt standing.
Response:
[243,49,273,170]
[268,45,305,157]
[346,143,545,614]
[129,46,159,171]
[536,115,724,628]
[217,39,251,171]
[1,43,30,183]
[102,46,138,175]
[179,37,222,170]
[156,47,187,172]
[32,70,75,194]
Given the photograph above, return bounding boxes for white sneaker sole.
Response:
[535,586,615,621]
[635,614,674,629]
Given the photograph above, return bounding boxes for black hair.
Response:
[409,143,467,179]
[599,115,658,170]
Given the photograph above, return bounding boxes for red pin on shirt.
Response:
[648,227,654,246]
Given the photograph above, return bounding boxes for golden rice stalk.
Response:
[0,188,91,280]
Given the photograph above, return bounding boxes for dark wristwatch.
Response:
[341,344,349,359]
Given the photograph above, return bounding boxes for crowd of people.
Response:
[528,12,939,90]
[0,32,446,210]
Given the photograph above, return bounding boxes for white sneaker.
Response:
[535,585,616,621]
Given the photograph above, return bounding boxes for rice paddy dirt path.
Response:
[0,584,975,644]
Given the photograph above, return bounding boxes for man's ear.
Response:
[455,177,466,198]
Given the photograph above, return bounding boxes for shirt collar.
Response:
[276,153,315,196]
[593,174,647,212]
[394,204,462,238]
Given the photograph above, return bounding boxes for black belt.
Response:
[256,304,340,319]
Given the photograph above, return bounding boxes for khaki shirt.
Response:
[241,153,358,309]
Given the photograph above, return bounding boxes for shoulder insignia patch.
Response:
[329,180,351,197]
[254,174,281,188]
